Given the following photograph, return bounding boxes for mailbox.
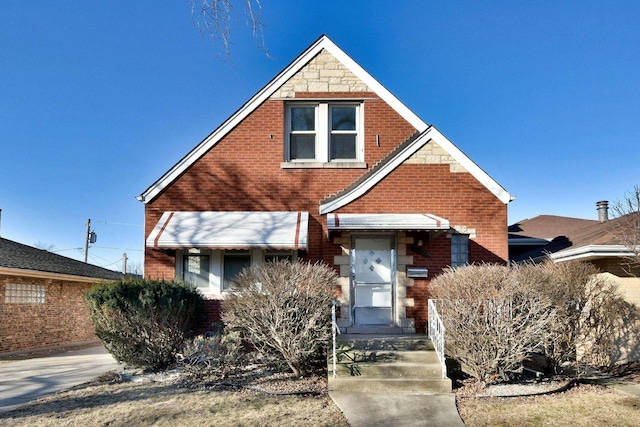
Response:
[407,267,428,278]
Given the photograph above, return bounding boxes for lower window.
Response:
[223,251,252,290]
[5,283,46,304]
[451,234,470,267]
[183,255,210,290]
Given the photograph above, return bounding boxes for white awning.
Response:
[327,213,450,231]
[146,211,308,250]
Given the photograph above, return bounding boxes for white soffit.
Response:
[137,35,427,204]
[549,245,635,262]
[146,211,308,250]
[319,126,513,214]
[327,213,450,231]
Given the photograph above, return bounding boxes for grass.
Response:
[457,383,640,427]
[0,379,349,427]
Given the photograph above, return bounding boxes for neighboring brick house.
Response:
[138,35,512,334]
[509,201,640,362]
[0,237,122,354]
[509,201,640,307]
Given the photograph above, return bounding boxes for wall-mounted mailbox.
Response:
[407,267,428,278]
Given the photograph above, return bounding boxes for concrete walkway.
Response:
[330,391,465,427]
[0,345,121,412]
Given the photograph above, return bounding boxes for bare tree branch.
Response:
[611,185,640,274]
[187,0,268,58]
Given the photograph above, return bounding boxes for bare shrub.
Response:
[431,261,637,382]
[537,261,632,369]
[222,260,337,377]
[177,331,244,377]
[431,263,555,383]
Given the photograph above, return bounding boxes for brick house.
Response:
[509,201,640,307]
[138,35,512,334]
[509,201,640,362]
[0,237,122,354]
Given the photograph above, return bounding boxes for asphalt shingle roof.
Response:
[0,237,122,280]
[509,213,638,262]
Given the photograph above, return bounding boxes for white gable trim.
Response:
[138,35,427,204]
[319,126,512,214]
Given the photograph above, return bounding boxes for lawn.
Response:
[457,383,640,427]
[0,375,349,427]
[2,358,640,426]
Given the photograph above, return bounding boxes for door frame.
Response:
[350,233,397,326]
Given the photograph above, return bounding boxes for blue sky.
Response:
[2,1,639,272]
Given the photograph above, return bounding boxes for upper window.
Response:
[286,103,362,163]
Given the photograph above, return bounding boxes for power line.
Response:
[92,245,143,252]
[94,220,143,227]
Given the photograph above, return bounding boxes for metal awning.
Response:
[327,213,450,231]
[146,211,308,250]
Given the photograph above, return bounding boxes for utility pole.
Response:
[122,253,128,276]
[84,219,97,263]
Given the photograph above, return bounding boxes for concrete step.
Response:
[330,361,444,378]
[328,376,452,393]
[335,334,434,351]
[328,334,451,393]
[332,349,441,365]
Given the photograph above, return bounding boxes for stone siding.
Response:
[271,49,370,98]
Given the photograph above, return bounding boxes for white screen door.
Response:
[352,236,394,325]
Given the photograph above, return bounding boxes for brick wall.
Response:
[145,95,418,277]
[0,274,99,354]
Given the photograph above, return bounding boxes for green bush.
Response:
[222,260,337,376]
[85,279,206,370]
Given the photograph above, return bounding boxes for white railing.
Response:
[331,299,341,378]
[428,299,447,379]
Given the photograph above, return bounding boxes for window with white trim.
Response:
[223,250,252,290]
[178,249,298,294]
[183,254,210,291]
[264,250,294,263]
[451,234,470,268]
[286,103,362,163]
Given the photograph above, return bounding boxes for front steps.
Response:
[328,334,452,393]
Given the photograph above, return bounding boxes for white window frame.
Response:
[177,249,298,295]
[285,102,363,163]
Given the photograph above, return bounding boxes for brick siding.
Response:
[0,275,99,354]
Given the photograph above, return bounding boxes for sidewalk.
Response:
[583,369,640,398]
[330,391,465,427]
[0,345,121,412]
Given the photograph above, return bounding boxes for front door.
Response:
[351,235,395,325]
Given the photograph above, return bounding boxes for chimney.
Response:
[596,200,609,222]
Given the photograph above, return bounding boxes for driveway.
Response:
[0,345,121,412]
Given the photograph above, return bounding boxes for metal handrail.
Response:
[331,299,341,378]
[428,299,447,379]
